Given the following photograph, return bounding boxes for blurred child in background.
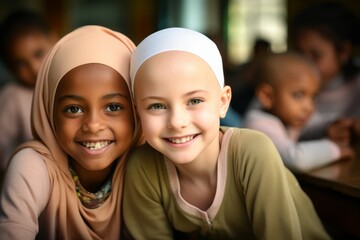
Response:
[244,52,354,172]
[290,1,360,145]
[0,9,57,171]
[228,38,272,117]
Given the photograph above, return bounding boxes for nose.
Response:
[82,111,106,133]
[304,98,315,114]
[29,59,42,77]
[167,107,189,129]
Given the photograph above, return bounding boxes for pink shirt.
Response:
[0,84,33,170]
[0,148,50,239]
[244,109,340,172]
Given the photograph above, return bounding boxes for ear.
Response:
[256,83,274,110]
[48,30,60,45]
[219,85,232,118]
[338,41,352,65]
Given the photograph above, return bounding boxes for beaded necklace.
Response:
[69,164,112,209]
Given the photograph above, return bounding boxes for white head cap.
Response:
[130,27,224,93]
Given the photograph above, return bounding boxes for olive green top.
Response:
[123,128,330,239]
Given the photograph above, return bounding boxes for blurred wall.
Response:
[0,0,359,85]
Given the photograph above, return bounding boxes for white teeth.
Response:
[168,135,194,144]
[82,141,111,150]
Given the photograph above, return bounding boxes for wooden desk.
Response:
[296,158,360,239]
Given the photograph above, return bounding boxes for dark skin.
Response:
[327,118,353,146]
[326,118,357,160]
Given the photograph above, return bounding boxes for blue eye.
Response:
[105,103,123,112]
[148,103,166,110]
[65,106,83,114]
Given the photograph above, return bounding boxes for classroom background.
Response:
[0,0,359,87]
[1,0,360,239]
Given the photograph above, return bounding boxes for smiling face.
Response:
[134,51,230,165]
[8,32,54,87]
[53,63,134,176]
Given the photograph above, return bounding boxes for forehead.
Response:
[10,31,49,47]
[8,32,51,53]
[56,63,128,95]
[135,51,219,86]
[295,29,334,48]
[278,61,319,86]
[271,55,314,75]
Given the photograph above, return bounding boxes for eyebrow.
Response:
[140,89,209,102]
[58,93,129,102]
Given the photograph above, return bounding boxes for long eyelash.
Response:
[189,98,203,105]
[147,103,164,110]
[106,103,123,111]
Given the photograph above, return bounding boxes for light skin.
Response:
[8,31,56,87]
[53,63,134,192]
[134,51,231,210]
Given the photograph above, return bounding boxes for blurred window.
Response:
[227,0,287,65]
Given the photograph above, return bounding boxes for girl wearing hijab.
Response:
[0,25,142,239]
[123,27,330,239]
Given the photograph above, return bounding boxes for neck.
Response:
[176,157,217,185]
[175,130,223,184]
[70,160,115,193]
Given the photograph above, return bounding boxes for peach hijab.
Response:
[16,25,142,239]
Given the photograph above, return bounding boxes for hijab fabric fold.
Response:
[14,25,141,239]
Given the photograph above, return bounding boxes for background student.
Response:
[243,52,354,172]
[123,27,330,239]
[0,9,57,172]
[0,25,142,239]
[290,1,360,145]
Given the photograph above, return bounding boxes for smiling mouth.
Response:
[81,141,112,150]
[167,135,197,144]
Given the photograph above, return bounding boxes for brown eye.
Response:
[293,92,304,100]
[65,106,83,114]
[105,103,123,112]
[34,49,46,60]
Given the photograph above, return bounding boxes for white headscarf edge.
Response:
[130,27,225,93]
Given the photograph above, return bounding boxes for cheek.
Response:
[120,118,135,138]
[110,113,135,138]
[53,112,77,145]
[193,106,220,127]
[139,114,159,138]
[54,120,75,143]
[16,68,32,80]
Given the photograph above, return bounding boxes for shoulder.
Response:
[228,127,275,149]
[126,143,164,175]
[243,109,283,129]
[2,148,51,208]
[128,143,162,163]
[0,83,26,95]
[0,148,51,237]
[0,84,32,102]
[124,144,168,197]
[7,148,49,182]
[11,148,46,164]
[226,128,283,170]
[352,71,360,87]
